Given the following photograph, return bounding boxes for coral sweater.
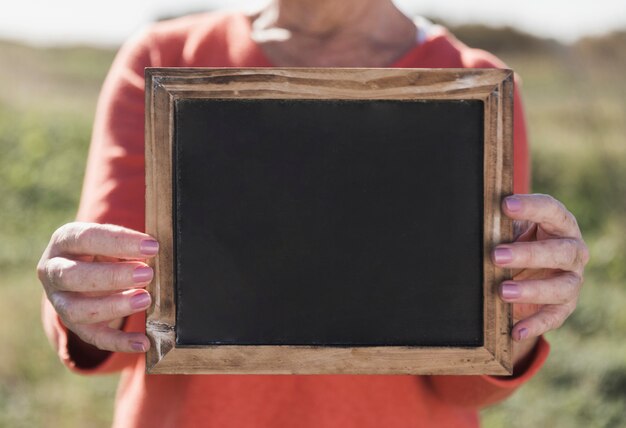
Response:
[42,10,549,428]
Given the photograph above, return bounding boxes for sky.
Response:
[1,0,625,47]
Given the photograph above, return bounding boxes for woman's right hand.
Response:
[37,222,158,353]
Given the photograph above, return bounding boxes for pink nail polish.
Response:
[140,239,159,255]
[493,248,514,264]
[518,328,529,340]
[501,282,521,299]
[505,196,522,212]
[130,292,151,310]
[133,266,153,283]
[131,341,146,352]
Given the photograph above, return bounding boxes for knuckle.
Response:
[558,203,573,222]
[47,259,81,291]
[111,266,128,289]
[525,240,541,264]
[53,223,83,252]
[549,195,566,213]
[63,302,83,325]
[548,311,564,330]
[51,223,71,244]
[541,194,571,225]
[37,259,50,285]
[580,242,591,266]
[544,193,559,206]
[44,260,61,288]
[534,307,563,333]
[60,260,81,288]
[539,315,552,333]
[559,238,580,267]
[539,193,559,211]
[534,193,552,203]
[90,330,110,351]
[566,271,583,289]
[553,315,566,330]
[81,222,123,254]
[104,265,124,289]
[555,202,579,234]
[551,274,582,304]
[53,294,75,324]
[568,240,589,268]
[564,301,577,318]
[555,305,573,329]
[90,334,104,351]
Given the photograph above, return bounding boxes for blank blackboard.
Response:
[145,68,514,375]
[174,98,484,347]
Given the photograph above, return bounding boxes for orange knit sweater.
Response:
[42,11,549,428]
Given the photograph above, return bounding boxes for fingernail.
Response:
[140,239,159,255]
[493,248,514,264]
[133,266,153,283]
[505,196,522,212]
[518,328,529,341]
[131,341,146,352]
[501,282,521,299]
[130,292,151,310]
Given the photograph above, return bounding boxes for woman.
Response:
[38,0,589,426]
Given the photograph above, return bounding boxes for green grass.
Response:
[0,39,119,428]
[0,29,624,427]
[0,267,119,428]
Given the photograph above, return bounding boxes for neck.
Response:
[250,0,418,67]
[261,0,393,39]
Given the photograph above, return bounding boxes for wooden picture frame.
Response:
[144,67,513,375]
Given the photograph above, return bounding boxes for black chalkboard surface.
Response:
[174,98,484,347]
[144,68,514,375]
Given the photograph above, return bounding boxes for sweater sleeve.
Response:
[426,336,550,408]
[41,25,158,374]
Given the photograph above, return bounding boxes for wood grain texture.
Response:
[145,67,513,375]
[149,346,508,375]
[145,70,176,369]
[481,73,514,373]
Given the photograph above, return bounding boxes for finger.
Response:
[72,322,151,353]
[43,258,153,292]
[50,222,159,259]
[502,194,581,238]
[50,289,152,325]
[511,304,574,341]
[492,238,587,271]
[499,272,582,304]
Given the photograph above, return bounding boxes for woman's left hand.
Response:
[492,194,589,365]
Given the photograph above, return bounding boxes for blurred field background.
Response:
[0,18,625,427]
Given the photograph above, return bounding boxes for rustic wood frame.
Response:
[145,67,513,375]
